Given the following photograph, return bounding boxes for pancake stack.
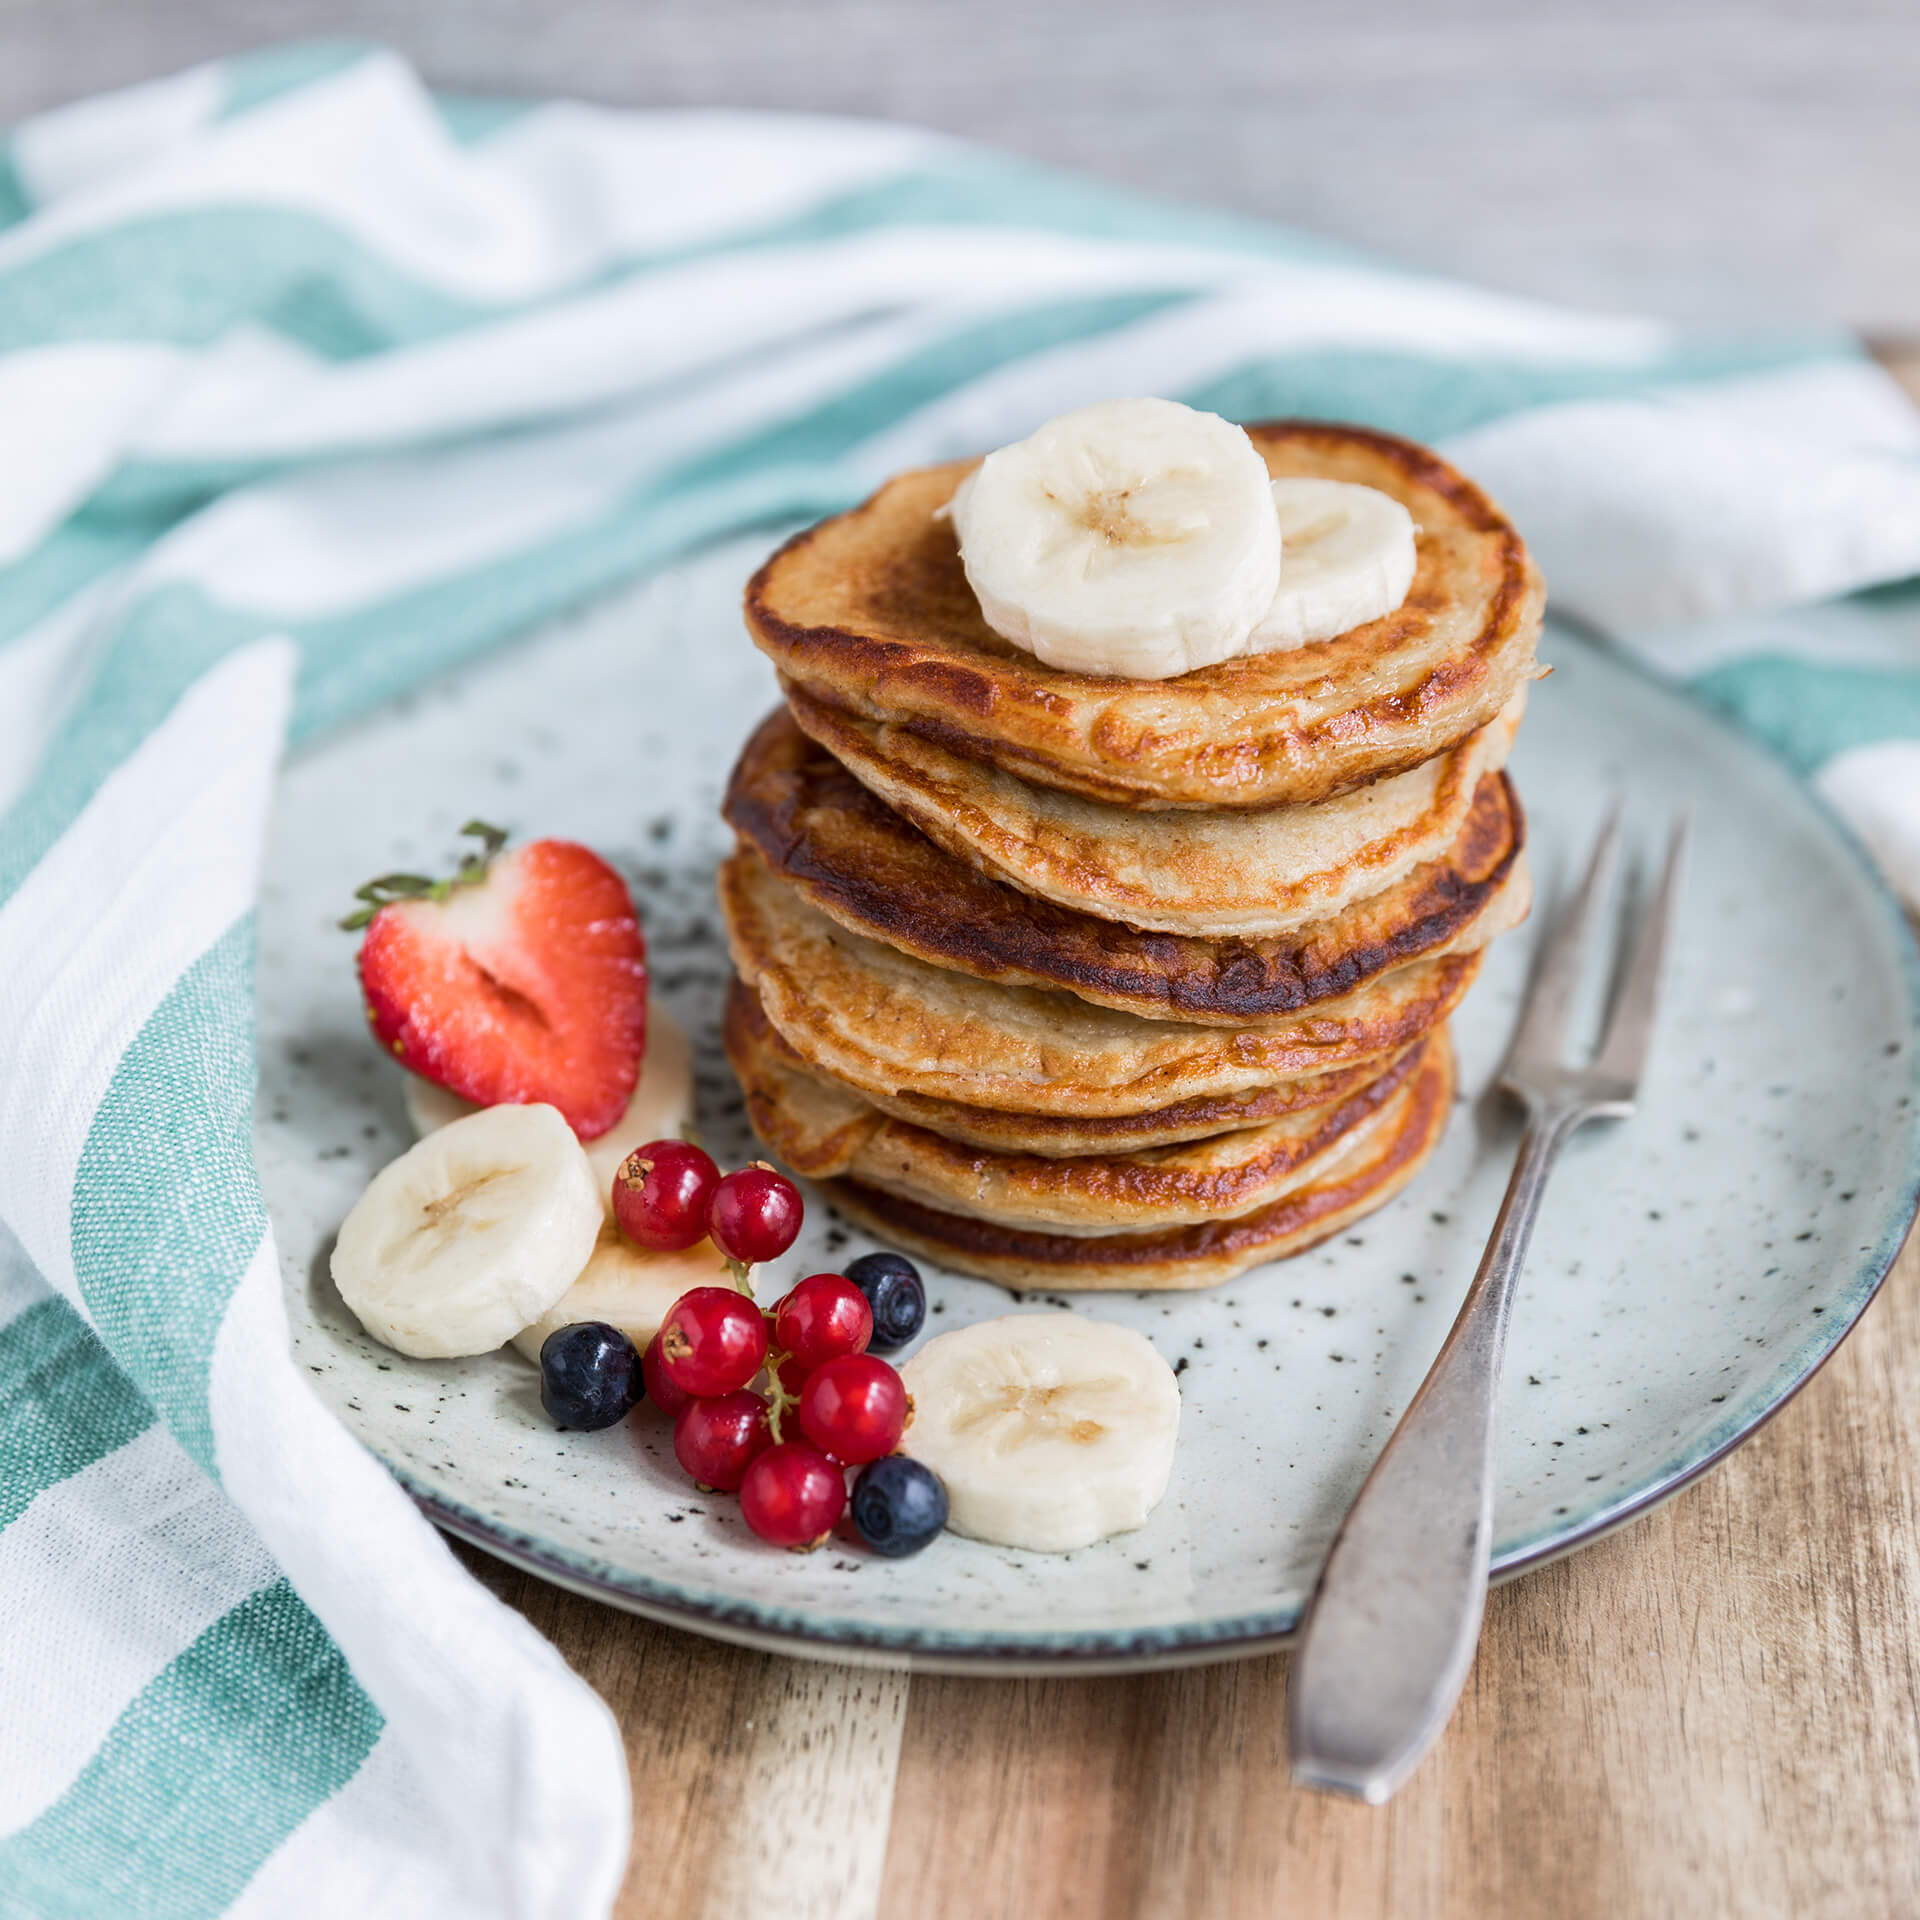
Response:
[719,421,1543,1290]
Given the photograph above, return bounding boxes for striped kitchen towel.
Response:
[2,40,1917,1920]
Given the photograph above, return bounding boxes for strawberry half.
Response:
[350,825,648,1140]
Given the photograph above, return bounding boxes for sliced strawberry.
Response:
[356,836,647,1139]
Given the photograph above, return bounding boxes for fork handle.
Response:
[1287,1106,1582,1802]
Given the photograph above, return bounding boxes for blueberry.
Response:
[849,1455,948,1557]
[539,1322,640,1430]
[844,1251,926,1352]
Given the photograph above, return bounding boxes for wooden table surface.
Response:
[447,351,1920,1920]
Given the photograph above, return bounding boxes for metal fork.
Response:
[1287,807,1689,1803]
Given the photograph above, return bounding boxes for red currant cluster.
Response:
[612,1138,800,1269]
[600,1137,935,1552]
[644,1274,913,1549]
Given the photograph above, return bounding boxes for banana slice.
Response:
[331,1103,602,1358]
[405,999,694,1212]
[1248,477,1418,649]
[900,1313,1180,1552]
[946,397,1281,681]
[508,1220,741,1364]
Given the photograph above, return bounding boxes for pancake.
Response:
[819,1028,1455,1291]
[783,680,1525,937]
[735,993,1424,1231]
[729,975,1426,1231]
[719,845,1481,1116]
[746,421,1544,811]
[725,977,1412,1155]
[724,710,1530,1024]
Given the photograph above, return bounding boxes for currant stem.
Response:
[759,1343,804,1443]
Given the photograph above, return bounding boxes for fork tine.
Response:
[1504,802,1623,1070]
[1590,813,1689,1089]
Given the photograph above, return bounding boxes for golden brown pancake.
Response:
[724,708,1529,1024]
[745,422,1543,811]
[725,977,1411,1154]
[728,975,1425,1230]
[719,845,1480,1116]
[818,1028,1455,1290]
[783,680,1524,937]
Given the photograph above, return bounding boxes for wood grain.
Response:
[452,1551,910,1920]
[458,347,1920,1919]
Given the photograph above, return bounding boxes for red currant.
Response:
[773,1273,873,1371]
[655,1287,768,1398]
[708,1162,803,1267]
[797,1353,910,1465]
[613,1139,719,1251]
[673,1391,772,1492]
[740,1442,847,1549]
[640,1333,693,1418]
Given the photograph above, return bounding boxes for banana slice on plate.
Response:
[900,1312,1181,1552]
[405,998,695,1211]
[1250,477,1419,649]
[331,1103,602,1358]
[946,397,1281,681]
[508,1221,741,1364]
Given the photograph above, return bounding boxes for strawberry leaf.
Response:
[339,820,512,930]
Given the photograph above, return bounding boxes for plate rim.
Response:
[404,1206,1909,1671]
[337,633,1920,1670]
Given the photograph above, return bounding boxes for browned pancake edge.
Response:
[745,421,1544,809]
[723,975,1409,1155]
[725,702,1527,1024]
[817,1028,1455,1291]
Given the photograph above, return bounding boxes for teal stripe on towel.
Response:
[0,145,29,227]
[748,153,1373,266]
[0,1580,384,1920]
[215,43,529,143]
[1692,655,1920,777]
[71,922,268,1475]
[214,41,380,121]
[0,515,148,651]
[0,209,489,358]
[0,1298,156,1531]
[1182,340,1856,447]
[669,289,1195,489]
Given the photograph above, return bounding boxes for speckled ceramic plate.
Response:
[256,537,1920,1674]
